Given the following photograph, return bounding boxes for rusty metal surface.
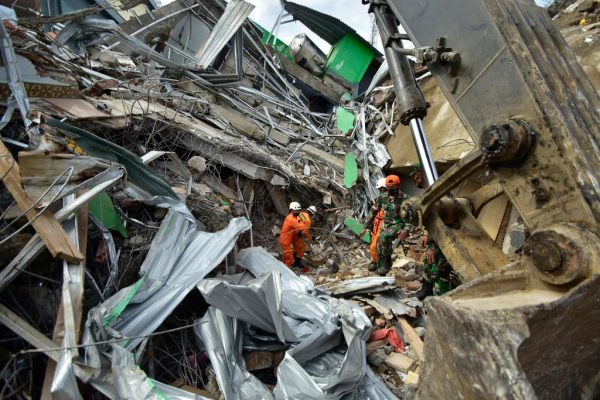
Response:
[420,268,600,399]
[425,203,508,283]
[388,0,600,231]
[384,0,600,397]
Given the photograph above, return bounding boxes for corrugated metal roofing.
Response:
[283,1,382,57]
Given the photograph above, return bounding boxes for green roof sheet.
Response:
[283,1,382,58]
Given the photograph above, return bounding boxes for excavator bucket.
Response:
[378,0,600,397]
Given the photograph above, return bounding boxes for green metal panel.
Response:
[336,107,355,134]
[89,192,128,237]
[326,33,375,84]
[344,217,371,243]
[344,152,358,188]
[251,21,294,61]
[47,119,178,199]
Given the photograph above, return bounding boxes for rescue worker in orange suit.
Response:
[279,202,309,269]
[299,206,317,233]
[297,205,317,272]
[364,179,387,272]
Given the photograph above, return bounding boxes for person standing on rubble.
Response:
[362,179,387,272]
[279,202,310,270]
[363,175,410,276]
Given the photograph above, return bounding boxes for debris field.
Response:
[0,0,598,399]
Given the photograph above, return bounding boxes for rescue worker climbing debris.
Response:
[362,178,387,272]
[365,175,410,276]
[408,164,458,298]
[279,201,310,271]
[415,235,454,299]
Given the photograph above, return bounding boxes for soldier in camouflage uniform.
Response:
[364,175,410,276]
[420,242,453,297]
[408,163,456,297]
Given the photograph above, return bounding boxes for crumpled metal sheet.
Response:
[109,343,213,399]
[78,207,250,398]
[198,271,287,342]
[99,213,250,350]
[54,17,119,57]
[324,276,396,297]
[52,195,84,400]
[296,349,396,400]
[369,138,392,169]
[199,247,394,400]
[195,0,254,68]
[151,380,214,400]
[274,298,370,400]
[355,365,398,399]
[0,6,32,131]
[195,307,273,400]
[236,246,314,293]
[372,292,423,317]
[90,215,120,298]
[46,119,178,199]
[198,271,330,345]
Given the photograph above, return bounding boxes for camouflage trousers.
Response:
[375,223,404,269]
[424,246,452,296]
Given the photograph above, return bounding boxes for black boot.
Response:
[292,257,304,268]
[368,262,377,272]
[415,280,434,300]
[377,255,392,276]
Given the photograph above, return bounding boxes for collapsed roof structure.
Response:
[0,0,598,398]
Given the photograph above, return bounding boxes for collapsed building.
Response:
[0,0,599,398]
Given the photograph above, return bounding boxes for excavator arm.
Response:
[366,0,600,398]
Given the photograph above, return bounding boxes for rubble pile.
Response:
[0,0,598,398]
[0,0,413,398]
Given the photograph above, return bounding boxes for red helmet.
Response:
[385,175,401,189]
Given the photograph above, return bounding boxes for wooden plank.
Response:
[384,352,415,373]
[406,371,420,385]
[0,143,83,262]
[397,317,424,361]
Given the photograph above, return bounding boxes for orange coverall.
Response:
[298,212,313,240]
[370,209,384,262]
[279,213,308,267]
